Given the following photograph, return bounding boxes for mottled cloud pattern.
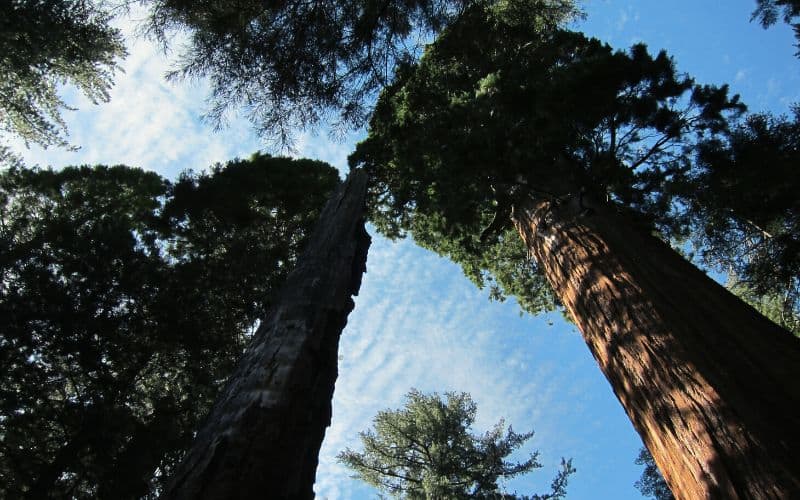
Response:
[314,234,643,499]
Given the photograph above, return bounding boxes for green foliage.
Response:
[163,152,340,321]
[0,154,339,498]
[752,0,800,54]
[634,448,674,500]
[0,0,126,149]
[672,109,800,331]
[338,389,574,499]
[349,0,743,314]
[729,281,800,336]
[136,0,579,146]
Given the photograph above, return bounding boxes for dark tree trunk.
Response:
[161,170,370,500]
[513,195,800,499]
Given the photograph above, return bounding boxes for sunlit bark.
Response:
[514,195,800,499]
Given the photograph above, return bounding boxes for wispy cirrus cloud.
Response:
[314,233,642,499]
[8,8,263,177]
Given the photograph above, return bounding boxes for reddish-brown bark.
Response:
[161,170,370,500]
[513,196,800,499]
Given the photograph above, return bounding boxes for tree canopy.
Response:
[0,154,339,498]
[0,0,126,150]
[136,0,579,146]
[338,389,574,499]
[671,108,800,333]
[349,1,744,314]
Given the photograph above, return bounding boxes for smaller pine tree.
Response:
[338,389,574,499]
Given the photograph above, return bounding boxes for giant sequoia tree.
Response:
[0,154,339,498]
[349,3,800,497]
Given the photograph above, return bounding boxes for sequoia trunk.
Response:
[161,170,370,500]
[513,196,800,499]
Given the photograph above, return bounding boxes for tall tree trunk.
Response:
[512,195,800,499]
[161,170,370,500]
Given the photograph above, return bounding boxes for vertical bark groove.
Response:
[161,170,370,500]
[513,196,800,499]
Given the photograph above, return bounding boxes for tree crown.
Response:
[349,3,743,313]
[338,389,574,499]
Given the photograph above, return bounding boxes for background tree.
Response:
[669,108,800,335]
[634,448,674,500]
[349,1,800,497]
[752,0,800,53]
[729,282,800,335]
[0,154,339,498]
[0,0,126,150]
[338,389,574,499]
[136,0,579,146]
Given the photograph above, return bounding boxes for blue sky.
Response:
[5,1,798,498]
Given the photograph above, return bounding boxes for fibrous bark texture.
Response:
[161,170,370,500]
[513,196,800,499]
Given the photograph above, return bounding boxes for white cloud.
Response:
[7,8,262,177]
[616,9,629,31]
[615,5,639,32]
[314,234,636,499]
[8,11,365,181]
[735,69,749,83]
[293,128,366,177]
